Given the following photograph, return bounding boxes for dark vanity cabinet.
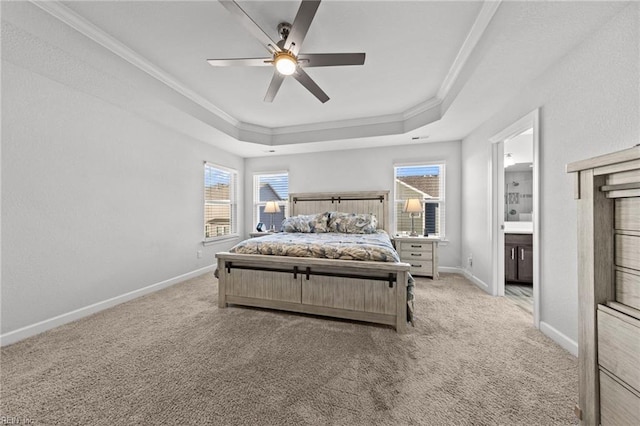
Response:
[505,233,533,283]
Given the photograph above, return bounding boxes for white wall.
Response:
[244,141,462,269]
[1,4,243,342]
[461,3,639,351]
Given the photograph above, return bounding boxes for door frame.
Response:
[489,109,540,327]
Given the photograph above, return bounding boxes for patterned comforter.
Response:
[230,231,400,262]
[229,231,415,321]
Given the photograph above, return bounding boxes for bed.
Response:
[215,191,412,332]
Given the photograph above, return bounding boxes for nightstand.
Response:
[249,232,271,238]
[393,236,439,279]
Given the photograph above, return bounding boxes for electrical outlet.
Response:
[197,250,203,259]
[468,254,473,267]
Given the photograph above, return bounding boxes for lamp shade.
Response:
[403,198,423,214]
[264,201,281,214]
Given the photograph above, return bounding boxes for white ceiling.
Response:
[42,1,629,157]
[61,1,481,125]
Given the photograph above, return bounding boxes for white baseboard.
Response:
[0,265,216,347]
[539,321,578,357]
[437,266,490,293]
[438,266,461,274]
[460,268,490,293]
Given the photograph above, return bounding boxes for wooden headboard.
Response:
[288,191,390,232]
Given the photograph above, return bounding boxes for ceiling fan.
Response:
[207,0,366,103]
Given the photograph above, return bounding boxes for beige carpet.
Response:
[1,273,578,425]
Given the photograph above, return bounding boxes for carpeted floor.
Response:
[0,273,578,425]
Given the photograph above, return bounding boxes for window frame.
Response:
[253,171,289,230]
[203,162,239,242]
[393,162,446,238]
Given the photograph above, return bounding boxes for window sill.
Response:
[202,234,240,246]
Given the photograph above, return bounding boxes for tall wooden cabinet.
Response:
[567,145,640,425]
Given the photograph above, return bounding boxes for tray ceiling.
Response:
[7,1,630,156]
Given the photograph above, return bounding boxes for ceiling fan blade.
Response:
[207,58,272,67]
[292,68,329,103]
[264,72,285,102]
[219,1,281,53]
[297,53,366,67]
[284,0,321,56]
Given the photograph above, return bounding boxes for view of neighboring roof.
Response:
[259,174,289,200]
[259,183,283,201]
[397,175,440,198]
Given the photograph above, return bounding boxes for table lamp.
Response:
[403,198,423,236]
[264,201,281,232]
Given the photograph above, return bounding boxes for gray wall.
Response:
[460,3,639,352]
[244,141,462,269]
[3,1,638,355]
[2,4,244,338]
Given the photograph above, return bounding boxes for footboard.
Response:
[216,252,411,333]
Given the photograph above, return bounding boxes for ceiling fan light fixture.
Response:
[274,52,297,75]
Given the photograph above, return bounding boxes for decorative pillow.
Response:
[328,212,378,234]
[280,213,329,233]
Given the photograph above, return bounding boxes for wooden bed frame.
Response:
[215,191,411,332]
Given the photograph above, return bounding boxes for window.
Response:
[394,163,445,237]
[253,172,289,231]
[204,162,238,240]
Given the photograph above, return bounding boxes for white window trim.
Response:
[393,161,446,238]
[204,162,239,243]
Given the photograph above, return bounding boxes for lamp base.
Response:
[409,214,418,237]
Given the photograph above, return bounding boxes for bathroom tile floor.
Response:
[505,283,533,314]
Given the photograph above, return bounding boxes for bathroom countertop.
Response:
[504,222,533,234]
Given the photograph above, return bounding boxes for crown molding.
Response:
[403,97,443,121]
[31,0,499,146]
[272,112,405,135]
[437,0,502,100]
[236,113,408,145]
[30,0,239,127]
[234,103,443,146]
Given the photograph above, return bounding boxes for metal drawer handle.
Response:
[411,264,422,268]
[521,248,525,261]
[511,248,515,260]
[411,253,422,257]
[410,244,423,248]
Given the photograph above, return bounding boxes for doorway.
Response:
[490,110,540,327]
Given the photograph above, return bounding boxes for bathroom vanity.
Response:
[505,233,533,284]
[503,222,533,284]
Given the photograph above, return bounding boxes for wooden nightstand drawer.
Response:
[249,232,270,238]
[398,241,433,253]
[400,250,432,261]
[406,260,433,276]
